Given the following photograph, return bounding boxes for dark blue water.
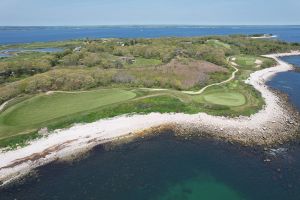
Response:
[268,56,300,109]
[1,26,300,44]
[1,134,300,200]
[1,27,300,200]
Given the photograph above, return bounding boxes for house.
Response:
[73,46,82,52]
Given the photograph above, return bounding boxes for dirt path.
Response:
[182,59,239,95]
[1,52,300,187]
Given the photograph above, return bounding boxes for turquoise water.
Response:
[1,28,300,200]
[1,70,300,200]
[1,134,300,200]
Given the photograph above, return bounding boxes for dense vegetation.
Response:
[0,35,299,149]
[1,36,299,104]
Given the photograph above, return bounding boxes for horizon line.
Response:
[0,24,300,27]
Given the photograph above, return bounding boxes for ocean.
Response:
[0,26,300,44]
[1,26,300,200]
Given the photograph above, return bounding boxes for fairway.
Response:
[0,89,136,138]
[235,55,258,68]
[206,39,231,49]
[203,92,246,107]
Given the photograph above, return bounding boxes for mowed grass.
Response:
[0,89,136,139]
[0,86,263,149]
[206,40,231,49]
[235,55,258,67]
[203,92,246,107]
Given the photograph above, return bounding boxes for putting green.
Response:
[203,92,246,107]
[0,89,136,130]
[235,55,258,68]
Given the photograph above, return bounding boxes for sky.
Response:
[0,0,299,26]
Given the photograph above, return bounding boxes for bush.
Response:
[62,53,81,66]
[82,53,102,67]
[112,71,135,83]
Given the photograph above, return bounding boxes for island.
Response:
[249,33,278,39]
[0,35,300,186]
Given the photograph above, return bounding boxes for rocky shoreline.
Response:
[0,52,300,187]
[173,89,300,146]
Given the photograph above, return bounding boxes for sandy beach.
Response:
[0,51,300,186]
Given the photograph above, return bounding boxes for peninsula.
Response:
[0,36,300,186]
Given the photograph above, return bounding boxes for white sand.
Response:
[250,35,278,39]
[0,51,300,186]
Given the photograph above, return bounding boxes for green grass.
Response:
[0,40,83,51]
[0,36,298,149]
[0,85,264,149]
[126,57,162,67]
[235,55,258,68]
[206,40,231,49]
[0,89,136,139]
[203,92,246,107]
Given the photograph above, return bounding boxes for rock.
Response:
[38,128,48,136]
[277,168,281,172]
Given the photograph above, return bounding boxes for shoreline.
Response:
[1,51,300,186]
[250,35,278,39]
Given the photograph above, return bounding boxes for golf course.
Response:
[0,35,298,148]
[203,92,246,107]
[0,89,135,135]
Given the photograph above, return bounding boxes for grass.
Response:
[234,55,275,70]
[0,40,83,51]
[0,36,298,149]
[206,40,231,49]
[0,52,268,148]
[0,89,136,140]
[235,55,258,68]
[0,83,265,149]
[0,48,271,149]
[203,92,246,107]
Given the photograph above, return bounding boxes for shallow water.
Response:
[0,48,64,58]
[1,134,300,200]
[0,53,11,58]
[1,28,300,200]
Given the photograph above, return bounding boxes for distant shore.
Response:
[0,51,300,187]
[250,34,278,39]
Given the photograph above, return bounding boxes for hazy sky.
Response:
[0,0,299,26]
